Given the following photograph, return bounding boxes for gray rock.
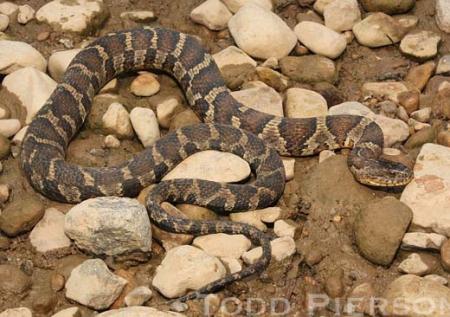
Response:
[360,0,415,14]
[398,253,438,276]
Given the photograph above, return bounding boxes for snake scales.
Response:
[21,27,413,302]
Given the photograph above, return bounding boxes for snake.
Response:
[20,27,413,302]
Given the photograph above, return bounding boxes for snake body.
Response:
[21,27,413,301]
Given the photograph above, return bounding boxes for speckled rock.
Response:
[190,0,232,31]
[0,40,47,74]
[353,13,406,47]
[400,31,441,61]
[405,61,436,91]
[362,81,409,103]
[48,49,81,82]
[124,286,153,306]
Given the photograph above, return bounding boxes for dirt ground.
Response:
[0,0,449,316]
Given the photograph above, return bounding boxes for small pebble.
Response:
[119,11,156,23]
[437,55,450,75]
[104,134,121,148]
[130,73,160,97]
[0,184,10,203]
[17,5,35,24]
[397,90,420,114]
[124,286,153,306]
[129,107,160,147]
[50,273,65,292]
[274,219,301,239]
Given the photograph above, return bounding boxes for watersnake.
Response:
[20,27,413,302]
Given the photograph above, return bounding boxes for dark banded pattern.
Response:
[21,28,413,302]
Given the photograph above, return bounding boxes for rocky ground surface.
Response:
[1,0,450,316]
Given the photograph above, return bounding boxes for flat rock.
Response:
[362,81,408,103]
[2,67,57,124]
[64,197,152,257]
[228,3,297,59]
[400,31,441,61]
[398,253,438,276]
[152,245,226,298]
[29,208,71,253]
[0,40,46,74]
[360,0,415,14]
[401,144,450,236]
[284,87,328,118]
[354,196,412,266]
[97,307,185,317]
[130,73,160,97]
[163,150,250,183]
[213,46,257,70]
[190,0,232,31]
[0,308,32,317]
[48,49,81,82]
[231,86,283,116]
[294,21,347,59]
[402,232,447,251]
[36,0,109,34]
[323,0,361,32]
[242,236,296,264]
[102,102,134,139]
[130,107,160,147]
[436,0,450,33]
[65,259,127,310]
[279,55,336,83]
[193,233,251,259]
[222,0,272,13]
[353,13,406,48]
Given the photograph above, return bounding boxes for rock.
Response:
[398,90,420,114]
[432,87,450,119]
[401,144,450,235]
[319,150,335,163]
[437,130,450,147]
[255,66,288,92]
[398,253,438,275]
[169,109,201,131]
[156,98,182,129]
[124,286,152,306]
[274,219,301,238]
[65,259,127,310]
[354,196,412,266]
[17,5,35,24]
[0,40,47,74]
[104,134,121,148]
[36,0,109,34]
[296,10,323,24]
[0,135,10,159]
[405,126,436,149]
[2,67,57,123]
[0,308,32,317]
[383,275,450,317]
[152,245,226,298]
[222,0,272,13]
[325,268,344,298]
[279,55,336,83]
[436,0,450,33]
[294,21,347,59]
[65,197,152,257]
[323,0,360,32]
[190,0,232,31]
[0,14,8,31]
[0,195,45,237]
[119,11,156,23]
[193,233,251,259]
[395,14,419,31]
[229,207,281,231]
[0,119,21,138]
[402,232,447,251]
[228,4,297,59]
[97,307,185,317]
[362,81,408,103]
[329,102,410,147]
[360,0,415,14]
[220,257,242,273]
[51,307,81,317]
[242,236,295,264]
[405,62,436,91]
[129,107,160,147]
[313,0,334,14]
[163,150,250,183]
[130,73,160,97]
[212,46,257,70]
[400,31,441,61]
[437,55,450,75]
[29,208,71,253]
[0,2,18,15]
[102,102,134,139]
[231,86,283,116]
[441,239,450,271]
[284,87,328,118]
[0,265,31,294]
[353,13,406,48]
[348,283,375,316]
[411,107,431,123]
[282,157,295,181]
[48,49,81,82]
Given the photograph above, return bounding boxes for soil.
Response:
[0,0,448,316]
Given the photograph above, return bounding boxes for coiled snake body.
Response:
[21,28,413,301]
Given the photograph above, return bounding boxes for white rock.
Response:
[51,307,81,317]
[274,220,299,238]
[104,134,120,148]
[0,14,8,31]
[230,207,281,231]
[222,0,273,13]
[436,0,450,33]
[402,232,447,251]
[228,4,297,59]
[313,0,334,14]
[294,22,347,59]
[2,67,57,123]
[242,236,296,264]
[156,98,181,129]
[163,150,251,183]
[152,245,226,298]
[231,86,283,116]
[400,31,441,60]
[282,157,295,181]
[212,46,257,70]
[329,102,410,147]
[130,107,160,147]
[64,197,152,256]
[284,87,328,118]
[424,274,448,285]
[102,102,134,139]
[0,2,18,15]
[324,0,360,32]
[130,73,160,97]
[29,208,71,253]
[0,119,20,138]
[0,308,32,317]
[190,0,232,31]
[124,286,153,306]
[353,13,406,48]
[17,5,35,24]
[193,233,251,259]
[398,253,434,276]
[97,307,185,317]
[48,49,81,82]
[65,259,127,310]
[220,257,242,273]
[36,0,108,33]
[362,82,408,103]
[0,41,47,74]
[401,144,450,236]
[319,150,336,163]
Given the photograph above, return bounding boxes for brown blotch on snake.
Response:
[21,27,413,302]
